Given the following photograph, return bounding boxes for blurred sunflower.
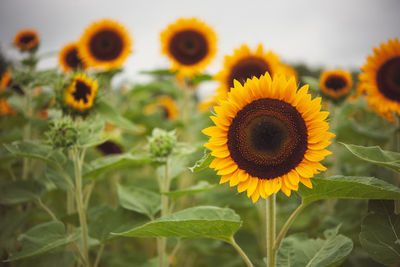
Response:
[64,74,98,111]
[214,44,280,101]
[144,95,178,120]
[0,98,16,116]
[78,19,132,70]
[0,71,24,95]
[160,17,217,79]
[359,38,400,121]
[279,62,298,82]
[13,29,39,51]
[59,43,85,73]
[320,70,352,99]
[203,74,333,202]
[97,140,123,155]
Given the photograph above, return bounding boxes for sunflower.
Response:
[0,98,16,116]
[78,19,132,70]
[59,43,85,73]
[144,95,178,120]
[160,18,217,79]
[319,70,352,99]
[64,74,98,111]
[0,71,24,95]
[359,38,400,121]
[203,74,334,202]
[279,63,298,83]
[214,44,280,101]
[97,140,123,155]
[13,29,39,51]
[0,71,11,91]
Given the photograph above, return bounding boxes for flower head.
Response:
[13,29,39,52]
[203,74,334,202]
[64,74,98,112]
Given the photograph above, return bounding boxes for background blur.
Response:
[1,0,399,95]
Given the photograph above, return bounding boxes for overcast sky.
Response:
[1,0,399,94]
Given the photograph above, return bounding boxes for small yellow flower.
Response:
[78,19,132,70]
[320,69,352,99]
[161,17,217,79]
[64,74,98,111]
[59,42,86,73]
[359,38,400,121]
[13,29,39,51]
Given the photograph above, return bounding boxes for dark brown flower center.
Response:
[97,141,122,155]
[377,56,400,102]
[324,75,347,91]
[169,30,208,65]
[227,98,308,179]
[19,34,35,44]
[89,30,123,61]
[65,48,83,69]
[73,80,91,103]
[228,57,270,90]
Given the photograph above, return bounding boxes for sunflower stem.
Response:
[266,194,276,267]
[159,157,170,267]
[229,236,254,267]
[22,88,32,180]
[72,147,90,267]
[273,201,307,251]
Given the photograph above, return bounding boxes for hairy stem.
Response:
[159,158,170,267]
[37,198,57,220]
[266,194,276,267]
[73,147,90,267]
[273,202,307,251]
[229,236,254,267]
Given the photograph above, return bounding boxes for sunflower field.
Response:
[1,8,400,267]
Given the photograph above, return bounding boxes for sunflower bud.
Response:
[46,117,78,149]
[148,128,176,160]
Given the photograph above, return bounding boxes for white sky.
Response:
[1,0,399,96]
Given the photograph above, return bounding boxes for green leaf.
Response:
[95,100,142,133]
[88,205,147,242]
[189,150,213,172]
[162,181,215,199]
[6,221,79,262]
[115,206,242,242]
[277,226,353,267]
[0,180,45,205]
[4,141,66,168]
[140,69,176,76]
[190,73,213,85]
[342,143,400,173]
[299,176,400,205]
[359,200,400,265]
[84,152,152,178]
[117,184,161,219]
[76,119,107,148]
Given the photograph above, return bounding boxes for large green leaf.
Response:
[277,226,353,267]
[95,100,141,133]
[6,221,79,262]
[88,205,147,242]
[162,181,215,199]
[189,150,213,172]
[359,200,400,265]
[342,143,400,173]
[118,184,161,219]
[0,180,46,205]
[4,141,66,168]
[115,206,242,242]
[76,118,107,148]
[84,152,152,178]
[299,176,400,205]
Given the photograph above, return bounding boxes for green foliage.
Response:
[359,200,400,265]
[342,143,400,173]
[6,221,80,262]
[116,206,242,242]
[117,184,161,219]
[162,180,215,199]
[299,176,400,204]
[277,226,353,267]
[189,149,213,172]
[0,180,45,205]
